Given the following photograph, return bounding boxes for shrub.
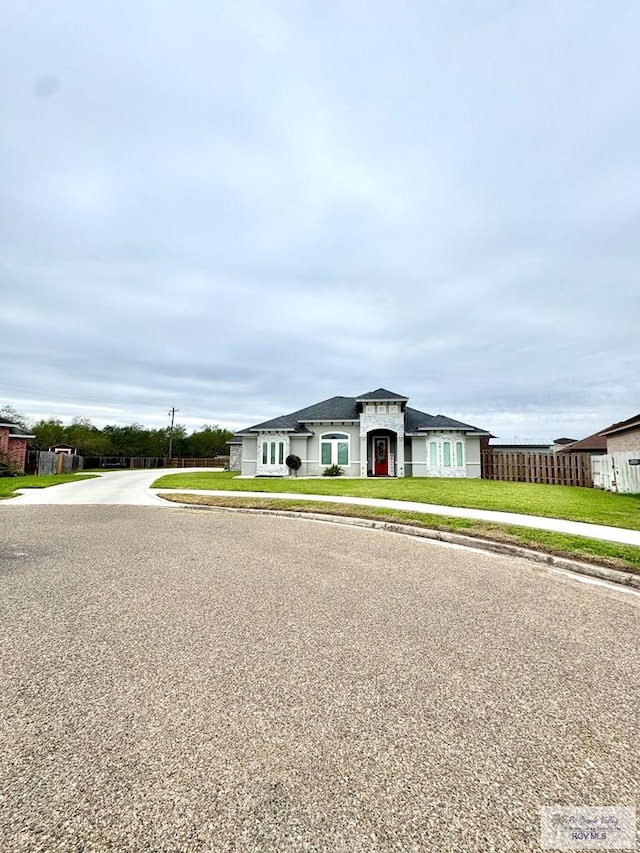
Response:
[286,454,302,476]
[323,464,344,477]
[0,451,18,478]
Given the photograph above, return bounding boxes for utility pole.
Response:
[168,407,178,459]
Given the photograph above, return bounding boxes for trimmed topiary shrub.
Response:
[285,454,302,476]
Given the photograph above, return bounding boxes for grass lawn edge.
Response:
[0,473,99,499]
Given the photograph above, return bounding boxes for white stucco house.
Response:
[229,388,490,478]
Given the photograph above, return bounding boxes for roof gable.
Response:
[355,388,408,401]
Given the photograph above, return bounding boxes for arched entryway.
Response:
[367,428,398,476]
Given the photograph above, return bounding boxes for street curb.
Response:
[168,501,640,592]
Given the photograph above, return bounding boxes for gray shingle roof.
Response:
[404,406,486,433]
[238,394,489,435]
[243,397,358,431]
[0,420,35,438]
[355,388,408,401]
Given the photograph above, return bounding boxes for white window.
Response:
[427,437,465,468]
[262,439,285,466]
[321,432,349,466]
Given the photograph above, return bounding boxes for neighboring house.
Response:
[0,420,35,473]
[48,443,77,455]
[600,413,640,453]
[561,414,640,493]
[229,388,490,478]
[557,431,608,455]
[488,439,553,453]
[552,437,578,452]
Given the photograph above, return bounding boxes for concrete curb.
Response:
[168,501,640,592]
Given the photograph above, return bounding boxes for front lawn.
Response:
[0,473,98,499]
[151,471,640,530]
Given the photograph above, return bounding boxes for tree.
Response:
[66,418,111,456]
[185,425,235,458]
[31,417,66,450]
[0,404,30,430]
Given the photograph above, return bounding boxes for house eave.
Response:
[601,419,640,437]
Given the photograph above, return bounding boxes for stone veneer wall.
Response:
[359,411,405,477]
[256,432,291,476]
[229,445,242,472]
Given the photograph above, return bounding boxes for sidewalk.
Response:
[154,489,640,548]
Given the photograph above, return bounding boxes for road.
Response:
[6,469,640,546]
[1,504,638,852]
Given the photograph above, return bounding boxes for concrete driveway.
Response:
[1,505,639,852]
[3,468,215,506]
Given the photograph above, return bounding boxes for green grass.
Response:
[160,493,640,576]
[0,473,98,499]
[152,471,640,530]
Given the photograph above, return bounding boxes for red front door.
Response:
[373,437,389,475]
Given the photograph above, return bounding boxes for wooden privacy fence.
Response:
[82,456,228,470]
[593,453,640,494]
[25,450,85,476]
[482,451,593,488]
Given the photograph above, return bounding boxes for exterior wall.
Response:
[0,428,28,473]
[304,423,361,476]
[6,437,28,473]
[403,438,413,476]
[240,436,258,475]
[606,427,640,454]
[359,409,405,477]
[408,432,471,478]
[256,432,290,476]
[289,436,311,476]
[465,435,482,478]
[238,419,485,479]
[229,444,242,472]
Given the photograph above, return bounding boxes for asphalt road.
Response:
[7,469,640,546]
[1,506,638,852]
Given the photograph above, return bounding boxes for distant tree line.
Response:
[0,405,234,458]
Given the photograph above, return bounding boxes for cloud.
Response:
[2,0,639,440]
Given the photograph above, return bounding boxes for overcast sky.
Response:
[2,0,639,440]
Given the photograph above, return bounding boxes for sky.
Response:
[2,0,640,441]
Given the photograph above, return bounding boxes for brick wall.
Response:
[6,437,28,473]
[0,427,9,456]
